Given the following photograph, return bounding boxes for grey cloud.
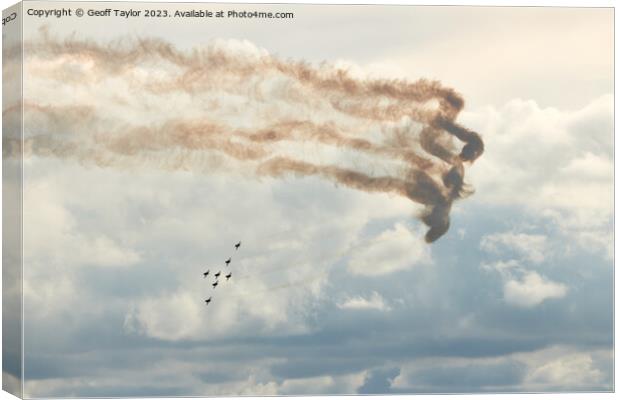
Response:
[394,361,526,393]
[357,367,400,394]
[23,204,612,394]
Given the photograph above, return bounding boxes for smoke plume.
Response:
[10,29,484,242]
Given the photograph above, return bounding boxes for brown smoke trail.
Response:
[19,30,484,243]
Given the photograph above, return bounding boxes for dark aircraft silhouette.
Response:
[225,272,232,281]
[235,242,241,250]
[212,281,219,289]
[225,258,231,266]
[214,271,221,278]
[203,270,210,278]
[205,297,212,305]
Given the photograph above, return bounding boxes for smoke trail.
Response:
[17,30,484,242]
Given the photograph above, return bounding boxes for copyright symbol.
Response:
[76,8,84,17]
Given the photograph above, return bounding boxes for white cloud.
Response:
[480,231,548,264]
[525,353,604,388]
[560,152,613,180]
[480,259,520,276]
[337,291,391,311]
[235,378,279,396]
[22,142,414,342]
[23,180,142,269]
[503,271,568,308]
[279,371,366,395]
[347,223,431,276]
[480,259,569,309]
[20,138,424,346]
[515,345,612,391]
[22,176,143,322]
[123,274,314,341]
[123,293,203,341]
[210,38,270,60]
[479,230,570,310]
[280,376,336,395]
[571,230,613,260]
[464,95,613,259]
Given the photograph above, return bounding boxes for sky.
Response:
[2,1,614,397]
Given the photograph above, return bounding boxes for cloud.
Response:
[463,95,612,259]
[279,372,366,395]
[347,223,431,276]
[503,271,568,308]
[474,93,613,302]
[480,259,520,276]
[123,293,203,341]
[560,151,613,180]
[22,151,401,344]
[516,346,612,391]
[391,345,611,393]
[479,234,568,310]
[337,291,391,311]
[357,367,400,394]
[23,180,142,269]
[525,353,604,389]
[480,231,548,264]
[392,358,526,393]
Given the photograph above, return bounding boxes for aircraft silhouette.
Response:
[225,272,232,281]
[225,258,231,266]
[235,242,241,250]
[205,297,212,305]
[212,281,219,289]
[214,271,221,278]
[203,270,210,278]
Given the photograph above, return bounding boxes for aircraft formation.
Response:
[203,241,241,306]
